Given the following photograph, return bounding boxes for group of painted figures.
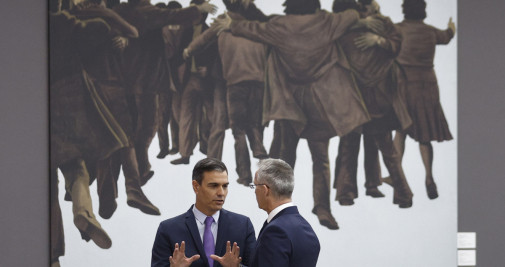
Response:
[49,0,455,265]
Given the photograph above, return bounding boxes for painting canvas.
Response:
[49,0,457,266]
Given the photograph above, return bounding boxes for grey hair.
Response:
[256,158,294,199]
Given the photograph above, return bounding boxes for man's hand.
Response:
[183,48,191,60]
[354,32,385,50]
[448,17,456,33]
[354,17,384,34]
[111,36,128,51]
[196,1,217,15]
[211,12,232,35]
[210,241,242,267]
[169,241,200,267]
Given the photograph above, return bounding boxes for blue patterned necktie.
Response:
[203,216,215,267]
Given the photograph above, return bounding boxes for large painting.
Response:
[49,0,457,266]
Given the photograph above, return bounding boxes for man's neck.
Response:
[266,198,292,214]
[194,203,215,217]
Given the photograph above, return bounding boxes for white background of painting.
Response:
[58,0,457,266]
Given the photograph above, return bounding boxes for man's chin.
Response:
[213,201,225,209]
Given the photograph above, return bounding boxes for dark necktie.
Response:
[258,220,268,237]
[203,216,215,267]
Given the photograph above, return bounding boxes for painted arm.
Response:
[139,5,202,31]
[185,20,221,58]
[434,17,455,45]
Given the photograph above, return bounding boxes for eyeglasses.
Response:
[248,183,269,189]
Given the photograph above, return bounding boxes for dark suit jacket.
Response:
[151,206,256,267]
[251,206,320,267]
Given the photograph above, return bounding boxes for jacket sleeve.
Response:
[186,22,220,56]
[151,222,173,267]
[139,5,201,32]
[433,26,454,45]
[241,218,257,266]
[378,16,402,57]
[254,225,291,267]
[229,17,282,46]
[328,9,360,41]
[98,8,139,38]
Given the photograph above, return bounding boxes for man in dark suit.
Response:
[151,158,256,267]
[250,158,320,267]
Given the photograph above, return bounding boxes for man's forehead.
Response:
[202,170,228,183]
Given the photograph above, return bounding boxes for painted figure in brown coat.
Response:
[156,0,185,159]
[391,0,455,199]
[184,0,269,185]
[333,0,414,208]
[331,0,384,206]
[70,0,161,219]
[113,0,216,174]
[214,0,379,230]
[170,0,219,165]
[50,11,120,265]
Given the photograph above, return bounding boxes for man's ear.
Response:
[264,185,270,198]
[192,180,199,193]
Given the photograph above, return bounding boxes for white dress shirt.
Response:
[193,205,219,246]
[267,202,294,223]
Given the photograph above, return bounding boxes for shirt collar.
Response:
[193,205,220,225]
[267,202,294,223]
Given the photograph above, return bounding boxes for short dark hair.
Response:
[356,0,373,13]
[222,0,268,21]
[192,158,228,184]
[222,0,243,13]
[155,2,166,8]
[190,0,209,21]
[332,0,358,13]
[283,0,321,15]
[357,0,372,5]
[128,0,141,6]
[402,0,426,20]
[167,1,182,9]
[106,0,120,8]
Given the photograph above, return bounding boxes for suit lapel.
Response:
[257,220,268,239]
[214,209,228,262]
[184,207,209,267]
[253,207,298,265]
[258,206,298,239]
[270,206,297,222]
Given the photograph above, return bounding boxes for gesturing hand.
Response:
[169,241,201,267]
[210,241,241,267]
